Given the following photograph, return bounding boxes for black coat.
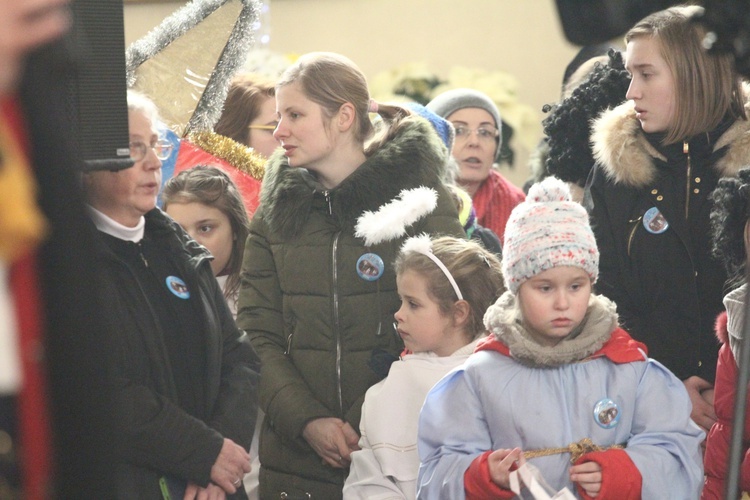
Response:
[94,209,259,499]
[589,98,750,382]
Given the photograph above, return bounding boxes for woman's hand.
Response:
[183,481,227,500]
[302,417,361,468]
[209,438,251,494]
[487,447,523,489]
[570,461,602,498]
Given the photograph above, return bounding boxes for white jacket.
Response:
[343,338,482,500]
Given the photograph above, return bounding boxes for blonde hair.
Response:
[395,236,505,338]
[275,51,414,157]
[626,5,746,144]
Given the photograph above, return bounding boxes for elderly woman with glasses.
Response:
[81,89,260,499]
[427,88,525,244]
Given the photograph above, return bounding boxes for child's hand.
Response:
[570,461,602,498]
[487,447,524,489]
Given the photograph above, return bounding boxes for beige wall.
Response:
[124,0,591,187]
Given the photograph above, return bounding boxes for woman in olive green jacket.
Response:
[236,52,464,499]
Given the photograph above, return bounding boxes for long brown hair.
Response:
[626,5,746,144]
[214,73,276,146]
[162,165,250,303]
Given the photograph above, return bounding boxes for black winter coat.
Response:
[93,209,259,499]
[589,98,750,382]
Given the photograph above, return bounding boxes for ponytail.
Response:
[364,101,414,156]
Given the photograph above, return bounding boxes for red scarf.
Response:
[2,95,53,500]
[470,169,525,244]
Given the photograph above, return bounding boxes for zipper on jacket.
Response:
[331,232,343,415]
[627,215,643,257]
[137,241,149,267]
[284,333,293,355]
[324,190,332,215]
[684,141,691,220]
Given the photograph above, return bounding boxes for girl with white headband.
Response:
[343,235,504,500]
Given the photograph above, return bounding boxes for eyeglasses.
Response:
[248,124,277,132]
[453,125,499,141]
[129,139,174,162]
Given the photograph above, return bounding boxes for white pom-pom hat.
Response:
[502,176,599,293]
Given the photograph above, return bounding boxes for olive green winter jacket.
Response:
[236,117,464,499]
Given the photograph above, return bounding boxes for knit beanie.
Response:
[502,177,599,293]
[404,102,455,151]
[426,88,503,161]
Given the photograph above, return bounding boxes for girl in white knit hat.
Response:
[416,177,704,499]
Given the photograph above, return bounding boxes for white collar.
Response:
[87,205,145,242]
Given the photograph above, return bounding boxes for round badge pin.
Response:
[642,206,669,234]
[593,398,620,429]
[356,253,384,281]
[165,276,190,299]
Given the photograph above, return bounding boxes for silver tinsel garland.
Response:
[126,0,261,136]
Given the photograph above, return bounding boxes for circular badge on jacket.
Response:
[165,276,190,299]
[642,206,669,234]
[593,398,620,429]
[356,253,384,281]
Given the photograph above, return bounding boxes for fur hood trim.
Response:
[483,291,619,367]
[592,85,750,187]
[715,311,728,345]
[259,118,448,239]
[355,187,437,246]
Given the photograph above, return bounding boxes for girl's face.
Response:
[83,110,162,227]
[165,201,234,277]
[447,107,498,195]
[247,95,280,158]
[394,269,466,357]
[273,82,337,173]
[517,266,591,347]
[625,35,677,134]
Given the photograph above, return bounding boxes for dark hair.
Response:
[394,236,505,338]
[710,167,750,288]
[543,50,631,186]
[214,73,276,146]
[162,165,250,302]
[562,44,615,89]
[275,51,414,157]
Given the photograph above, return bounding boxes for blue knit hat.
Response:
[426,88,503,161]
[405,102,455,151]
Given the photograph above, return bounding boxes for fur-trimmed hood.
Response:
[592,86,750,187]
[258,117,450,239]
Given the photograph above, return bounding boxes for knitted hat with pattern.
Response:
[426,88,503,161]
[404,102,455,151]
[502,177,599,293]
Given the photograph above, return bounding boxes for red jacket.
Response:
[703,312,750,499]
